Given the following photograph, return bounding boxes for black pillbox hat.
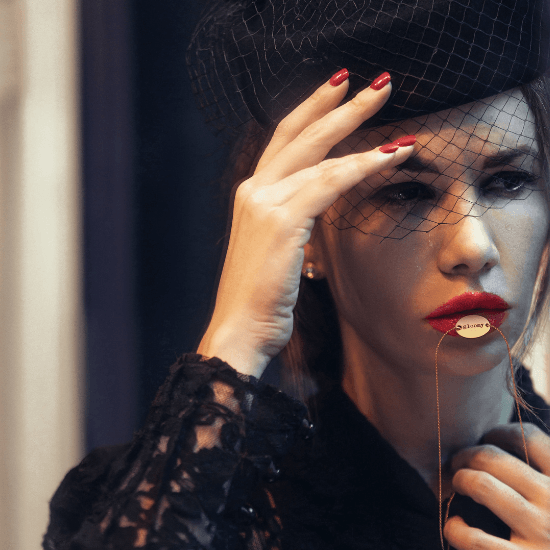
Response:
[187,0,550,134]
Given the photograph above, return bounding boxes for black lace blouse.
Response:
[43,354,550,550]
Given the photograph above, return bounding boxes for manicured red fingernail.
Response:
[370,72,391,90]
[380,143,399,154]
[330,68,349,86]
[393,135,416,147]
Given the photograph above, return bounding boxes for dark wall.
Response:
[132,1,229,423]
[82,1,228,451]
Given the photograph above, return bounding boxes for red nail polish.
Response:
[380,143,399,154]
[393,135,416,147]
[370,72,391,90]
[330,68,349,86]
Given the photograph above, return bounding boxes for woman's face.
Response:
[314,88,550,377]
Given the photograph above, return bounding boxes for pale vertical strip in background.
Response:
[0,0,83,549]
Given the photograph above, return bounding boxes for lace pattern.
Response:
[44,354,309,549]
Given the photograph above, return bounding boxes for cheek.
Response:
[321,228,427,331]
[493,196,550,289]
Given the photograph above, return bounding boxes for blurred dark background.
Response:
[81,1,229,452]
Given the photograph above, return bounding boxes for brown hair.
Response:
[513,76,550,378]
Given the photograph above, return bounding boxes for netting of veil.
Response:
[187,0,550,239]
[321,88,542,240]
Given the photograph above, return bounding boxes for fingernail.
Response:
[380,143,399,154]
[370,72,391,90]
[329,68,349,86]
[393,135,416,147]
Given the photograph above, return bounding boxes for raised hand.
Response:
[445,423,550,549]
[198,71,415,378]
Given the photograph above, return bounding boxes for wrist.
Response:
[197,323,271,379]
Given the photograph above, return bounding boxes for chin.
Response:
[430,333,516,377]
[413,317,522,377]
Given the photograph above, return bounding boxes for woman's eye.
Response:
[482,171,538,197]
[372,182,436,207]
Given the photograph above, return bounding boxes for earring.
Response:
[303,262,318,279]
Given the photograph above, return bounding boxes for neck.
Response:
[340,324,515,497]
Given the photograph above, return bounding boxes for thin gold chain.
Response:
[434,328,454,550]
[434,325,529,550]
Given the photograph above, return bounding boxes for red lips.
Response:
[425,292,510,336]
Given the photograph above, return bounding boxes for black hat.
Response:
[187,0,550,135]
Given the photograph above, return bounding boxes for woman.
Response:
[45,1,550,549]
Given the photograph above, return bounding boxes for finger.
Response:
[483,423,550,475]
[258,76,393,185]
[255,70,350,173]
[452,467,539,535]
[444,515,514,550]
[283,143,414,220]
[247,142,413,210]
[451,444,547,503]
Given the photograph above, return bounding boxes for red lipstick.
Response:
[425,292,510,337]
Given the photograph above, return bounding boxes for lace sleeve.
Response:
[44,354,310,550]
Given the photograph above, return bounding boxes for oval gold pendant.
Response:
[455,315,491,338]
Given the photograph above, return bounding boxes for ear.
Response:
[302,242,326,280]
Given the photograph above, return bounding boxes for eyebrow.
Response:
[395,146,536,174]
[481,147,535,169]
[395,156,438,174]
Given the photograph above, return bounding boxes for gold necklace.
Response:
[434,325,529,550]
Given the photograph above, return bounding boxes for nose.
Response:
[437,214,500,276]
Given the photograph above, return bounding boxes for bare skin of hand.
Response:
[444,423,550,550]
[197,74,415,378]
